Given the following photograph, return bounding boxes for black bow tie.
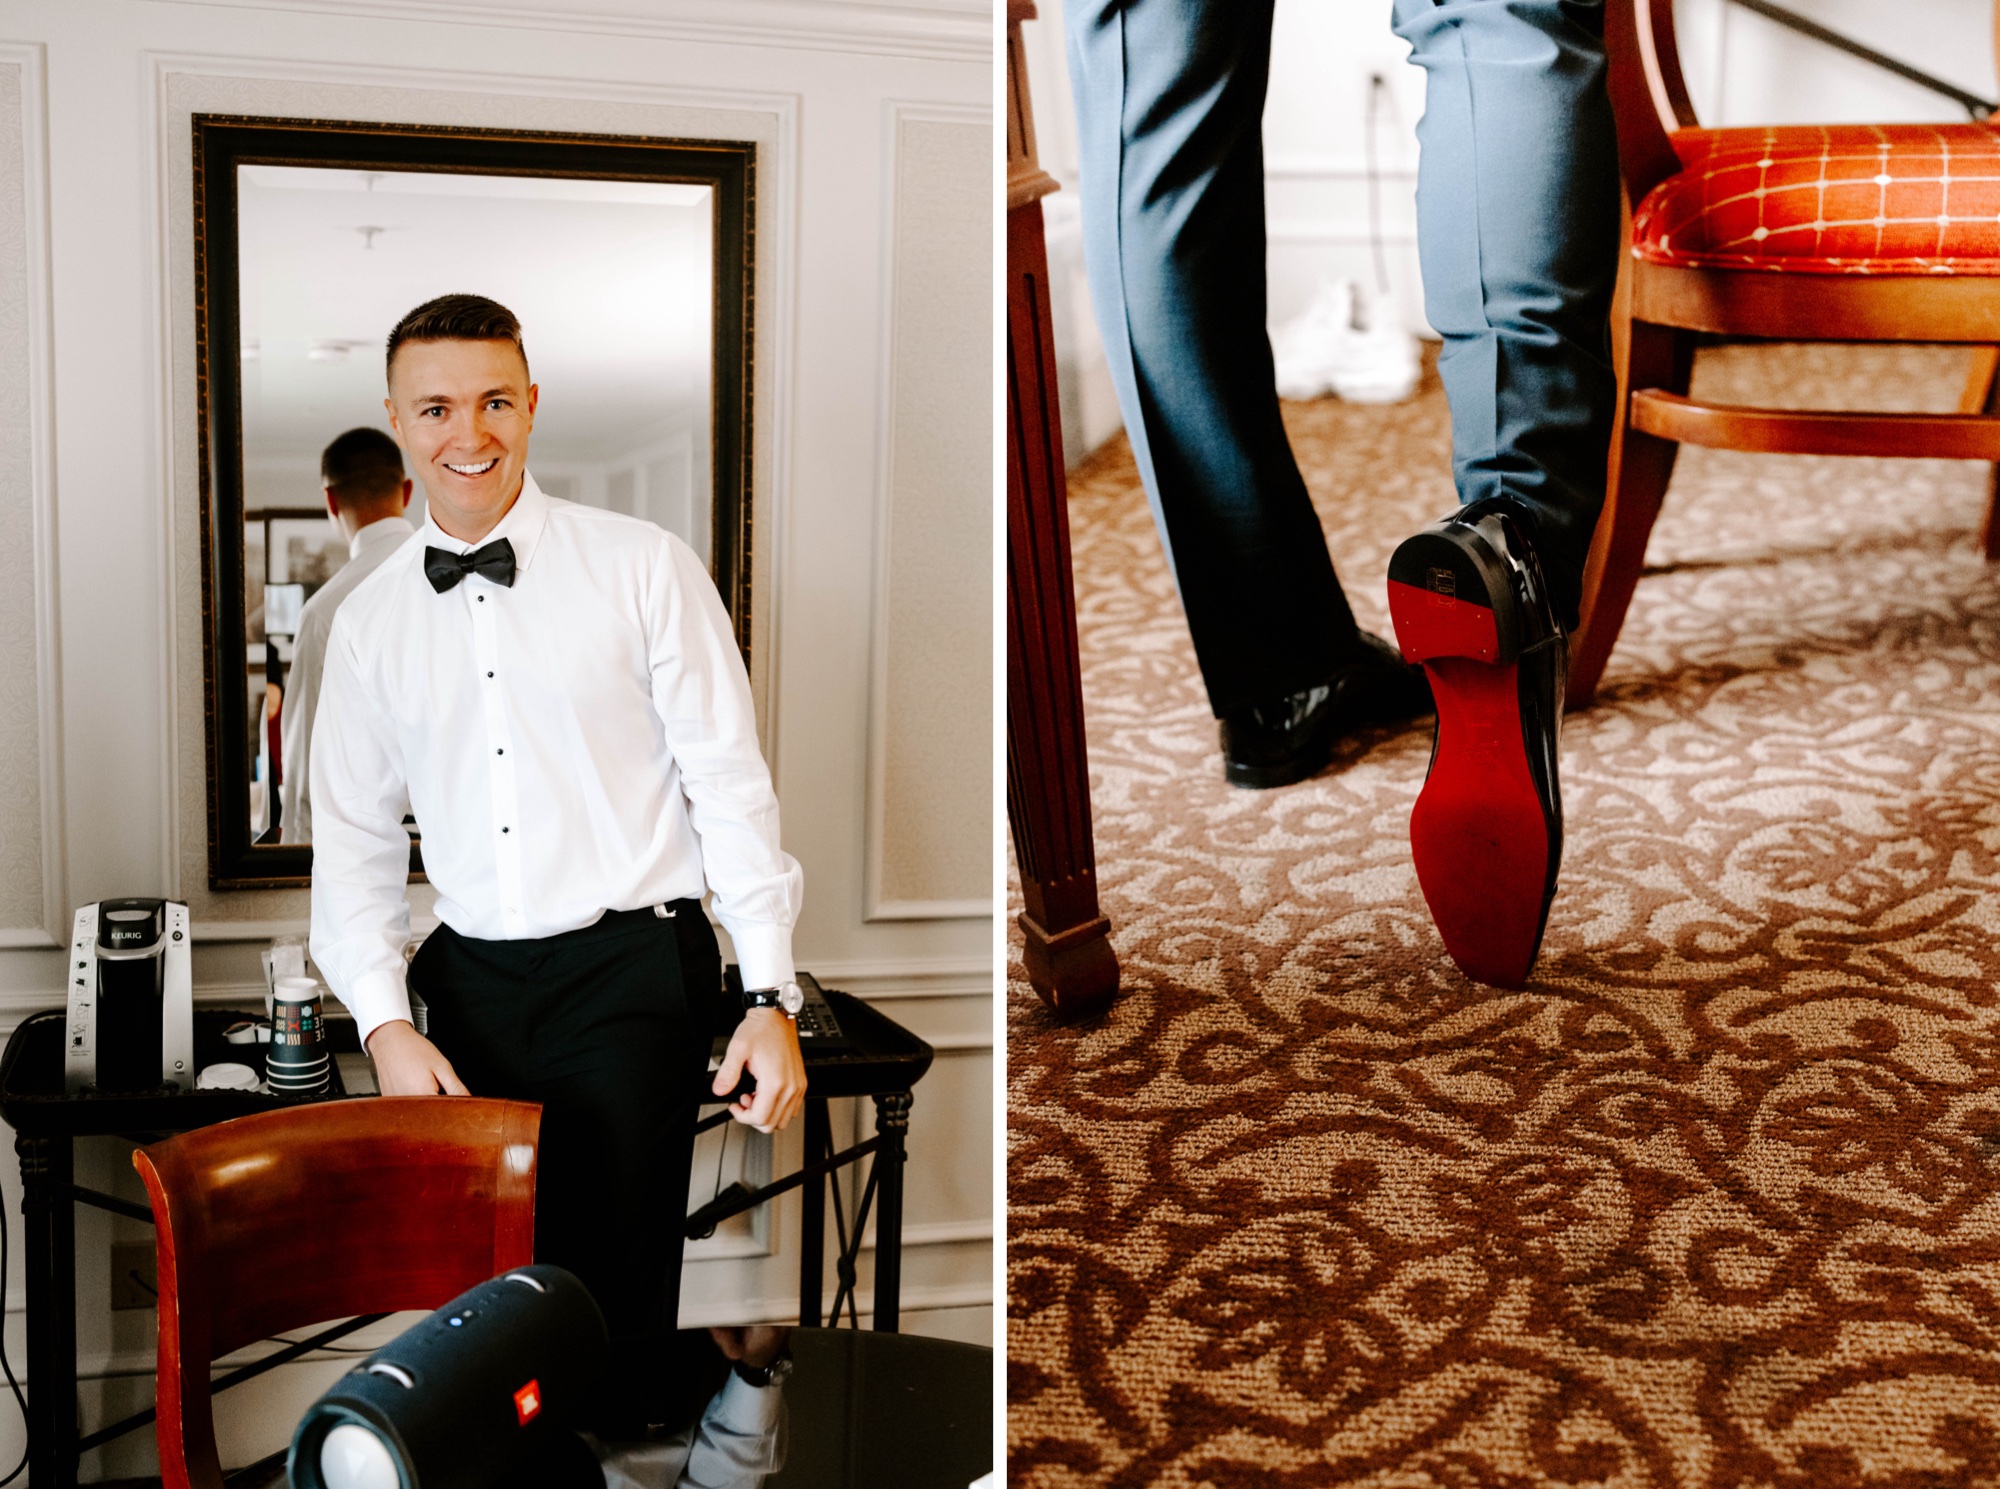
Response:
[424,538,517,594]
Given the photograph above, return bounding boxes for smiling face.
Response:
[384,337,538,544]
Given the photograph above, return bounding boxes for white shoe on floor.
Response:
[1273,278,1421,405]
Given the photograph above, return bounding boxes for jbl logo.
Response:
[1428,566,1456,597]
[514,1380,542,1425]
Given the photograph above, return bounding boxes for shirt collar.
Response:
[420,471,549,571]
[349,514,415,561]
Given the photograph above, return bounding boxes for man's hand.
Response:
[365,1019,469,1096]
[708,1324,791,1372]
[711,1009,805,1133]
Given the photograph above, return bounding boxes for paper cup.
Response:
[266,1069,332,1095]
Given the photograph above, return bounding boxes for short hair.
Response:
[385,293,529,381]
[320,427,406,503]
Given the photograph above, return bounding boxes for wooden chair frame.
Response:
[133,1097,541,1489]
[1570,0,2000,705]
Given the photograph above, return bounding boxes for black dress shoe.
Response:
[1386,497,1565,988]
[1219,632,1433,789]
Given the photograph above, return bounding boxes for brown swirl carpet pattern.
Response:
[1007,344,2000,1488]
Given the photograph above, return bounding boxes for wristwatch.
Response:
[732,1351,794,1388]
[741,980,805,1017]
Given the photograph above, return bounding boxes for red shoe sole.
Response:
[1388,581,1552,988]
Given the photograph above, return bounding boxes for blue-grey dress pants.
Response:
[1066,0,1620,716]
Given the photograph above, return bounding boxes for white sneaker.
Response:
[1273,278,1420,405]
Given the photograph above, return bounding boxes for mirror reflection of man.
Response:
[309,294,806,1459]
[278,427,415,845]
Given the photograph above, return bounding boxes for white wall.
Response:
[0,0,991,1478]
[1023,0,1997,463]
[1676,0,1994,127]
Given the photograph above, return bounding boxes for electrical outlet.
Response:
[111,1242,157,1310]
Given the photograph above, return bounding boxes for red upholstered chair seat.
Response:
[1631,123,2000,275]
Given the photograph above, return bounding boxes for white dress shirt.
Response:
[309,473,801,1045]
[280,515,416,845]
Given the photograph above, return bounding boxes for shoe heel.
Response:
[1388,579,1503,666]
[1408,656,1553,988]
[1387,525,1520,665]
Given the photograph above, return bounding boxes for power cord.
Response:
[1365,71,1392,299]
[0,1199,380,1484]
[0,1173,29,1486]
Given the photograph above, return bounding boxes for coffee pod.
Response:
[196,1062,261,1092]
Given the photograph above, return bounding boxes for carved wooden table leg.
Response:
[870,1091,913,1332]
[1006,192,1118,1018]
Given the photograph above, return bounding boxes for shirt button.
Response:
[477,596,485,603]
[486,671,494,679]
[501,826,510,834]
[496,748,505,755]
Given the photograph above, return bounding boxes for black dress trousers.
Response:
[410,899,727,1430]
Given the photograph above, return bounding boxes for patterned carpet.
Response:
[1006,343,2000,1487]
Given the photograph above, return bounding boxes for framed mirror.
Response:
[194,116,754,889]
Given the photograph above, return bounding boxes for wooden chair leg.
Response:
[1569,314,1695,707]
[1962,346,2000,559]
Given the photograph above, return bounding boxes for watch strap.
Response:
[732,1352,792,1387]
[741,980,803,1016]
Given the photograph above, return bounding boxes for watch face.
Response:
[779,981,805,1015]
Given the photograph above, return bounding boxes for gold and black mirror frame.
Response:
[194,114,755,890]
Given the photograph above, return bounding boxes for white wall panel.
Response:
[0,44,64,947]
[867,106,992,919]
[137,0,990,62]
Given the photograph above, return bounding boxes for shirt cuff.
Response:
[332,969,413,1050]
[727,924,796,993]
[710,1372,786,1437]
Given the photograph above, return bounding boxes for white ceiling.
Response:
[236,165,712,469]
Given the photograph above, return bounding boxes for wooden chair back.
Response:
[1603,0,1694,203]
[133,1097,541,1489]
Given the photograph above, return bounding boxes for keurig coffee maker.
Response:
[64,899,194,1095]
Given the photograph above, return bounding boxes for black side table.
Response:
[686,984,934,1333]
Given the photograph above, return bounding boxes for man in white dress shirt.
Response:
[309,294,806,1446]
[279,426,415,844]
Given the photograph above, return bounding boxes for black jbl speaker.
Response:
[288,1265,608,1489]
